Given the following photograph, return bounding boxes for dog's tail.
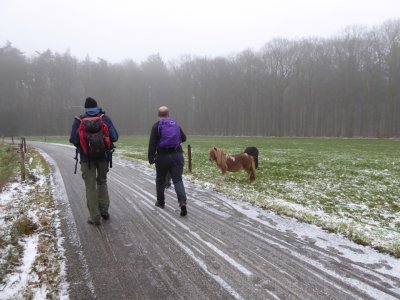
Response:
[249,157,256,182]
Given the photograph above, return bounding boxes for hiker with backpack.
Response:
[69,97,119,226]
[148,106,188,216]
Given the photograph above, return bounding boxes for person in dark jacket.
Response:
[148,106,188,216]
[69,97,119,225]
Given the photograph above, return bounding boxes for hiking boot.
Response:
[101,213,110,220]
[87,217,100,226]
[180,205,187,217]
[155,202,165,209]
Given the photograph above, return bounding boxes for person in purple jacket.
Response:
[148,106,187,216]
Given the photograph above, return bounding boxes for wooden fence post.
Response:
[20,142,26,181]
[22,137,27,153]
[188,144,192,173]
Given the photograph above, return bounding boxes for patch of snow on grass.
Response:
[1,236,38,299]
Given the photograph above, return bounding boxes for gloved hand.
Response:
[149,156,156,165]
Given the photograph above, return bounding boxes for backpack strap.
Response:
[97,113,114,168]
[75,113,103,121]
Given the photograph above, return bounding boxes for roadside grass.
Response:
[29,135,400,257]
[0,145,66,298]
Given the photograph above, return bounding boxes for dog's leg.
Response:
[221,173,227,181]
[221,166,227,176]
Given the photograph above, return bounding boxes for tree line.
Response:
[1,19,399,137]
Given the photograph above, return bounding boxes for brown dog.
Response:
[209,147,256,182]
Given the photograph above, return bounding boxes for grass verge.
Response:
[0,145,66,298]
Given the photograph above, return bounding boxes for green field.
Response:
[0,143,19,190]
[31,135,400,257]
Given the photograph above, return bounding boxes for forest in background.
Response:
[0,19,399,137]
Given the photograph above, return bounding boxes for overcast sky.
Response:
[1,0,399,63]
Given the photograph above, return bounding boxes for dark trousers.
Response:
[155,152,187,206]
